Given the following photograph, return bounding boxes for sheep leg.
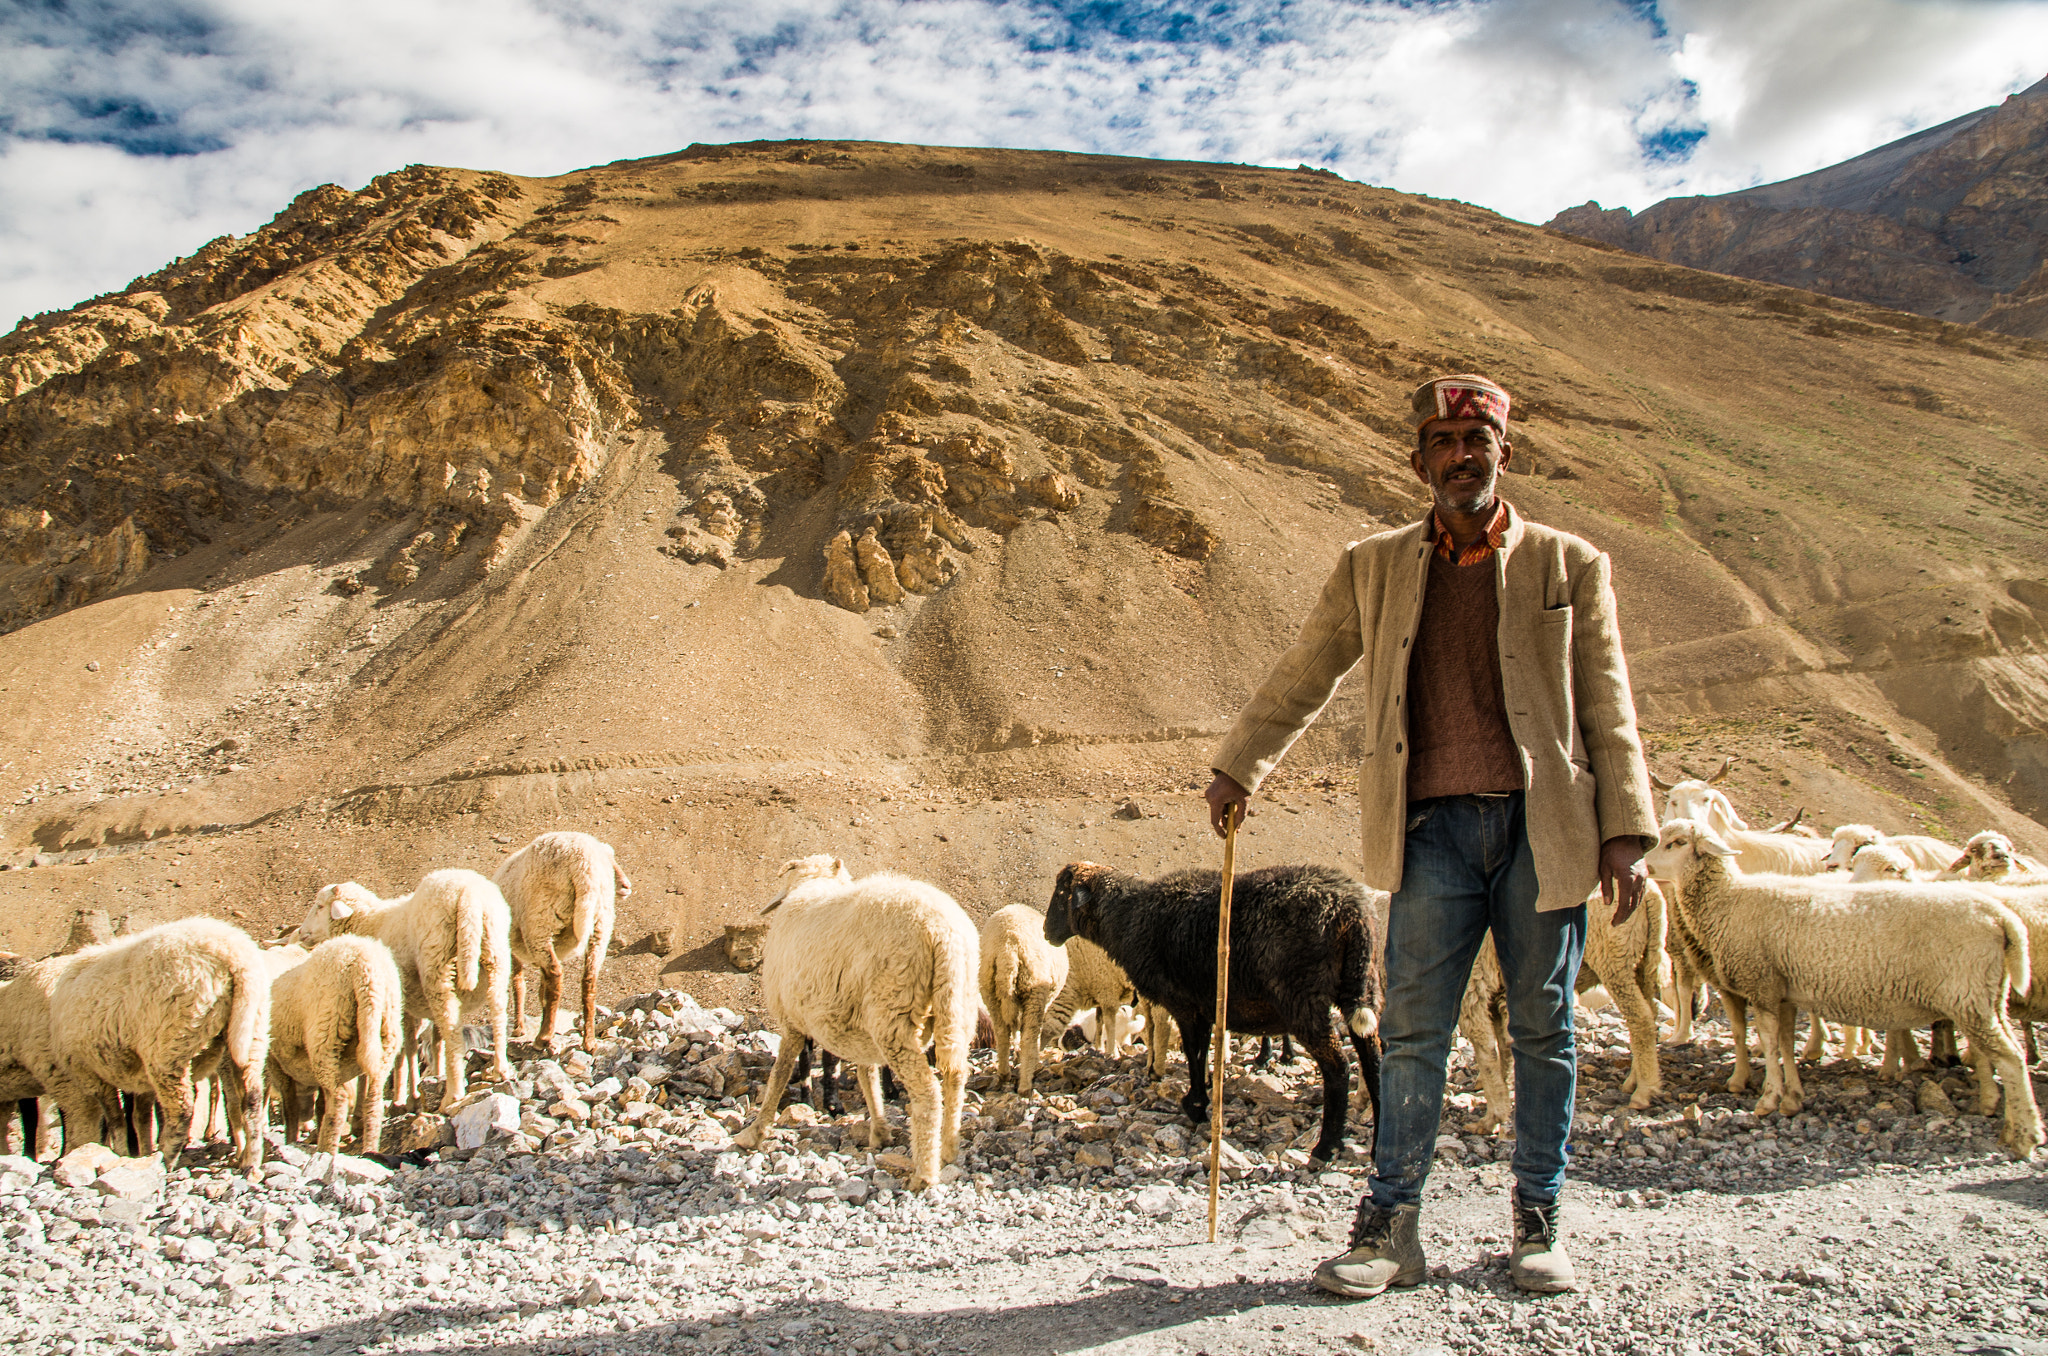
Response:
[581,909,612,1058]
[1177,1005,1213,1129]
[854,1065,890,1148]
[1777,1002,1804,1113]
[731,1033,805,1152]
[128,1091,158,1158]
[533,939,565,1052]
[1252,1036,1273,1070]
[317,1081,354,1158]
[1458,983,1511,1134]
[1144,1002,1174,1080]
[991,1004,1014,1092]
[148,1067,196,1172]
[880,1031,942,1190]
[227,1052,266,1176]
[937,1050,966,1168]
[358,1063,390,1159]
[1665,954,1697,1045]
[1750,1001,1787,1116]
[1724,992,1752,1093]
[432,987,466,1113]
[1611,968,1663,1111]
[510,956,528,1043]
[1019,984,1057,1095]
[1962,1016,2045,1158]
[1799,1012,1827,1063]
[1931,1020,1959,1066]
[1301,1025,1350,1164]
[1346,1026,1383,1155]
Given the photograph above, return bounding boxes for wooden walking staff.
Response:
[1207,812,1238,1243]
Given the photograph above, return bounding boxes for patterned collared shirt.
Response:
[1429,500,1510,566]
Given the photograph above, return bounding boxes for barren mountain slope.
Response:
[1549,75,2048,337]
[3,142,2045,998]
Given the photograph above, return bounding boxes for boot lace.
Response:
[1513,1199,1558,1248]
[1349,1201,1397,1250]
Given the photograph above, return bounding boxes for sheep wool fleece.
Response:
[1211,502,1658,911]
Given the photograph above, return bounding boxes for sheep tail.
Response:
[223,944,269,1075]
[1337,895,1379,1040]
[1993,901,2031,998]
[930,926,977,1070]
[612,859,633,903]
[455,886,484,993]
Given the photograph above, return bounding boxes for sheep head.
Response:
[1825,824,1880,871]
[762,854,851,913]
[1850,843,1914,882]
[301,882,379,941]
[1646,819,1739,881]
[1959,830,2016,878]
[1045,861,1111,945]
[1661,781,1746,835]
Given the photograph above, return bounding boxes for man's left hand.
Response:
[1599,836,1649,925]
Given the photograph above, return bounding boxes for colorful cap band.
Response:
[1409,374,1511,431]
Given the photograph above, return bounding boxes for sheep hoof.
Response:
[732,1127,763,1151]
[1752,1094,1779,1115]
[1628,1089,1655,1111]
[1779,1095,1802,1115]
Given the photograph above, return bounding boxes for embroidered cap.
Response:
[1409,373,1511,432]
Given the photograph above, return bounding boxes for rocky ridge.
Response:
[1548,75,2048,338]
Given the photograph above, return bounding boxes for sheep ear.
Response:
[1073,882,1090,909]
[1649,770,1673,793]
[328,898,354,921]
[777,859,801,876]
[1948,853,1971,872]
[1697,830,1740,860]
[831,857,845,876]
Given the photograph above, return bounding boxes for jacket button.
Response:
[1395,742,1403,753]
[1401,637,1409,648]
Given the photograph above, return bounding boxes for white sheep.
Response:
[978,904,1069,1095]
[299,869,514,1113]
[1647,819,2041,1158]
[265,936,406,1156]
[0,956,85,1157]
[734,855,978,1191]
[1458,879,1670,1133]
[492,831,629,1052]
[1826,823,1961,876]
[1850,843,1923,882]
[46,918,271,1172]
[1947,830,2048,882]
[1044,938,1139,1059]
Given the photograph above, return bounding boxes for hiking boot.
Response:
[1509,1195,1577,1293]
[1313,1201,1426,1298]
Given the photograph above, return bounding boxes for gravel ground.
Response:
[2,992,2044,1356]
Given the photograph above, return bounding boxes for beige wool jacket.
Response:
[1211,503,1659,911]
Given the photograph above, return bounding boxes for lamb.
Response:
[46,918,271,1172]
[492,831,629,1052]
[1649,775,1825,1045]
[1458,879,1670,1133]
[299,869,514,1112]
[979,904,1068,1094]
[1947,830,2048,882]
[1646,819,2041,1157]
[0,956,83,1159]
[265,936,406,1156]
[1826,823,1961,876]
[1044,861,1383,1165]
[734,856,979,1191]
[1044,938,1140,1059]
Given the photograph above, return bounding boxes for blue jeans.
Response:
[1366,791,1586,1209]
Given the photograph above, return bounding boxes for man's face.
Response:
[1411,418,1512,514]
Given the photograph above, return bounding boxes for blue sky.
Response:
[4,0,2046,329]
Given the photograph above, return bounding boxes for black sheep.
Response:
[1044,861,1382,1165]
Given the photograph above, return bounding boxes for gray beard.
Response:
[1435,467,1499,515]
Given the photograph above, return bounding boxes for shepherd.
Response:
[1204,373,1657,1297]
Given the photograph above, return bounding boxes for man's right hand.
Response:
[1204,771,1250,838]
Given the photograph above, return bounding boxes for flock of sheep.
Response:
[0,830,629,1175]
[2,762,2043,1198]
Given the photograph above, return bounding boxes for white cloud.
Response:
[4,0,2046,329]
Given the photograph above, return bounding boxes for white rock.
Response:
[54,1143,121,1187]
[451,1094,521,1150]
[1134,1185,1181,1217]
